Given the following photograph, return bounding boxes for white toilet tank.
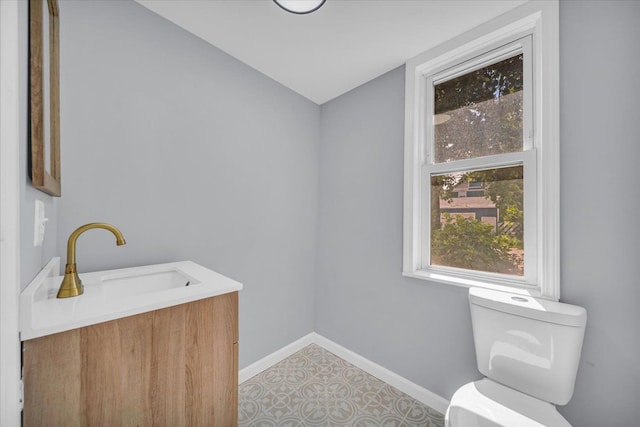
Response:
[469,287,587,405]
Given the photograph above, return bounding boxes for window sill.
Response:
[402,269,546,299]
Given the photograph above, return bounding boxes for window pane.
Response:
[433,54,523,163]
[430,165,524,276]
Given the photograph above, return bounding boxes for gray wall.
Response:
[316,1,640,425]
[558,1,640,425]
[19,0,59,289]
[55,0,319,368]
[316,66,478,402]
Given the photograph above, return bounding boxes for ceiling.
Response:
[136,0,527,105]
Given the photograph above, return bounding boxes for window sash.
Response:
[425,36,533,165]
[416,36,536,288]
[420,149,537,287]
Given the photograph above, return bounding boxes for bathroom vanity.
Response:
[20,259,242,426]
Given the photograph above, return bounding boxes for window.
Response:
[403,2,560,299]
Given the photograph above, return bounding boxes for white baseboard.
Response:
[238,332,450,414]
[238,332,315,383]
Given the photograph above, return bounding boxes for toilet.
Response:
[445,287,587,427]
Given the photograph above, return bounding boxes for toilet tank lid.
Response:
[469,288,587,327]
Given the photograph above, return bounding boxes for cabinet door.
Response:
[23,329,82,426]
[185,293,238,426]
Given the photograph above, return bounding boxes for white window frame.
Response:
[403,1,560,300]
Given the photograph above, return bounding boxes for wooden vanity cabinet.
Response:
[23,291,238,427]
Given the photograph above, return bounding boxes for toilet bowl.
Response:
[445,287,587,427]
[446,379,570,427]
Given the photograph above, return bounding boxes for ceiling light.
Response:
[273,0,326,15]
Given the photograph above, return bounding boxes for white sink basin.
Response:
[100,268,198,297]
[20,259,242,340]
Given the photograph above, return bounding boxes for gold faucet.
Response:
[57,223,126,298]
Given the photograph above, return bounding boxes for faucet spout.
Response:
[57,223,126,298]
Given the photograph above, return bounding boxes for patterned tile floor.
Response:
[238,344,445,427]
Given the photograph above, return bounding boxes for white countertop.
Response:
[20,258,243,341]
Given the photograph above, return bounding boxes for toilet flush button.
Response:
[511,296,528,303]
